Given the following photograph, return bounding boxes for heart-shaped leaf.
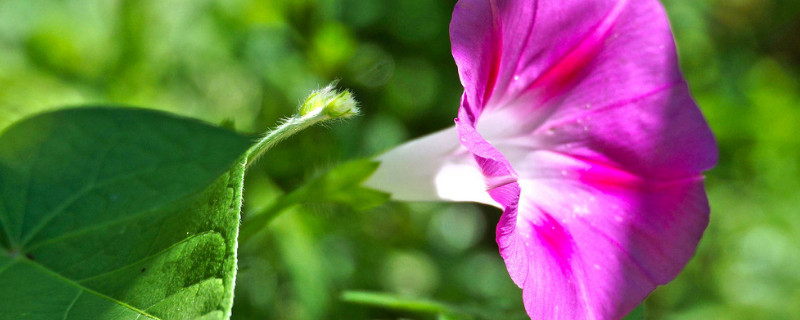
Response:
[0,107,253,319]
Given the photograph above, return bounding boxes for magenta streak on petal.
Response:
[578,161,706,192]
[533,81,682,135]
[532,211,575,273]
[526,207,596,319]
[489,0,538,110]
[481,0,503,108]
[521,0,628,105]
[508,1,539,83]
[568,155,708,284]
[540,148,707,191]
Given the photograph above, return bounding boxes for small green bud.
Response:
[247,82,360,166]
[299,82,359,119]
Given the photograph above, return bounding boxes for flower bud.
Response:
[247,82,360,166]
[299,83,359,119]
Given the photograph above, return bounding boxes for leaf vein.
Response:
[0,258,17,274]
[20,134,128,247]
[21,164,167,247]
[62,291,82,320]
[21,258,161,320]
[76,231,216,283]
[25,201,164,252]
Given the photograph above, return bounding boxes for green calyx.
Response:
[247,82,360,166]
[299,83,359,119]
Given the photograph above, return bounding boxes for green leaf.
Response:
[341,290,472,319]
[291,159,389,210]
[437,313,473,320]
[0,107,253,319]
[622,304,645,320]
[240,159,389,240]
[341,290,450,313]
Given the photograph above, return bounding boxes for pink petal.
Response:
[451,0,631,116]
[503,150,709,319]
[455,105,520,207]
[449,108,712,319]
[450,0,717,318]
[532,83,717,179]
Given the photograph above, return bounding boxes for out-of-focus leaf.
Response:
[0,107,252,319]
[437,313,473,320]
[300,159,390,210]
[623,304,645,320]
[341,290,465,316]
[241,159,389,239]
[269,208,330,320]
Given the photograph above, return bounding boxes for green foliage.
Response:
[304,160,390,210]
[342,290,472,320]
[240,159,389,240]
[0,108,252,319]
[279,159,389,211]
[1,0,799,319]
[623,305,645,320]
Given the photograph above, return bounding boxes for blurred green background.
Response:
[1,0,798,319]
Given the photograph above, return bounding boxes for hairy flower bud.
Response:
[299,83,359,119]
[247,82,360,166]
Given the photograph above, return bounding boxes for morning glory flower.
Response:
[364,0,717,319]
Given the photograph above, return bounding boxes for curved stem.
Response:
[246,109,328,167]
